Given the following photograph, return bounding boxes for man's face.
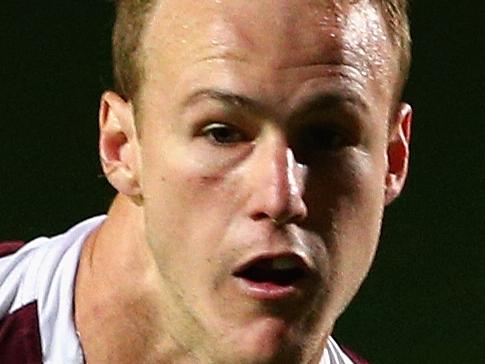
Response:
[134,0,402,362]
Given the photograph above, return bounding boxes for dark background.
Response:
[1,1,483,363]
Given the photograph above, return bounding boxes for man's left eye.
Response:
[201,123,248,145]
[298,124,350,151]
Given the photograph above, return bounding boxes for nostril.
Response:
[250,210,305,227]
[250,211,290,226]
[251,212,271,222]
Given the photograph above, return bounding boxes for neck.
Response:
[74,195,330,364]
[74,194,193,363]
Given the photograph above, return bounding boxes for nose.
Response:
[246,130,308,226]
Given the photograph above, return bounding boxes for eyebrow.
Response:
[182,89,263,113]
[181,88,369,121]
[292,91,369,116]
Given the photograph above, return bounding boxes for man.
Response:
[0,0,412,363]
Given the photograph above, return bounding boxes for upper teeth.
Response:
[271,257,298,270]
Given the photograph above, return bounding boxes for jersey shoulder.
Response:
[0,216,106,319]
[0,216,106,363]
[325,336,371,364]
[0,241,25,258]
[0,239,49,364]
[342,346,370,364]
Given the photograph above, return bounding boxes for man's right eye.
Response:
[200,123,248,145]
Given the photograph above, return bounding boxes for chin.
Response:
[228,343,306,364]
[212,317,315,364]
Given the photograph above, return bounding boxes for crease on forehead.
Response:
[213,1,388,68]
[217,0,393,88]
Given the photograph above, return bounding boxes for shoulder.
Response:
[0,236,50,319]
[0,241,25,258]
[0,216,106,363]
[0,216,107,318]
[0,239,52,363]
[341,345,370,364]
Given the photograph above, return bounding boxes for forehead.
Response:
[141,0,396,105]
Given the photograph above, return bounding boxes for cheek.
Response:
[305,151,387,310]
[141,140,247,261]
[304,149,386,250]
[143,135,254,214]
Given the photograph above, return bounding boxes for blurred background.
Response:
[1,1,483,363]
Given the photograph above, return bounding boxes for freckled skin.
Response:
[76,1,411,363]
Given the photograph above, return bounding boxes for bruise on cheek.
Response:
[200,175,224,184]
[185,141,255,179]
[195,168,244,204]
[181,157,244,199]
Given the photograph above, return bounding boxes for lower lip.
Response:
[235,278,299,300]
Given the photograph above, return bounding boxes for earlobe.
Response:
[385,103,412,205]
[99,91,142,198]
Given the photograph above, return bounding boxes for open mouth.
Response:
[233,256,307,287]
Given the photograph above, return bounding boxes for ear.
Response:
[99,91,142,197]
[385,102,413,205]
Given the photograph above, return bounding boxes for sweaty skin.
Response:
[74,1,411,363]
